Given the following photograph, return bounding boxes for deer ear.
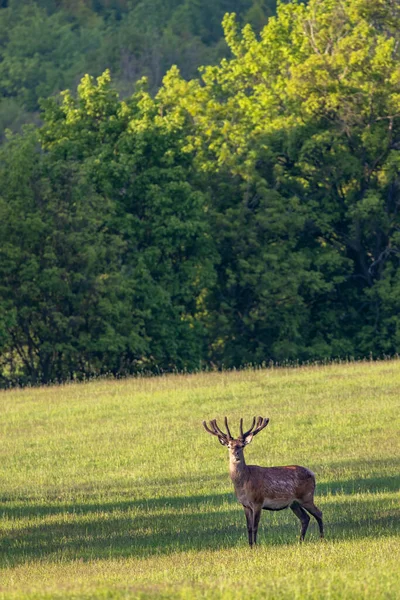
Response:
[244,433,254,445]
[218,437,228,447]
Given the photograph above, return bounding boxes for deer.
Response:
[202,416,324,547]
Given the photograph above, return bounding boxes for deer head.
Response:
[202,416,269,462]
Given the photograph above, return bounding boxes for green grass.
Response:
[0,361,399,599]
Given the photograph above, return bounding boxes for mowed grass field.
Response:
[0,361,399,599]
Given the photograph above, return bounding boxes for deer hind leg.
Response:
[290,502,310,541]
[301,501,324,539]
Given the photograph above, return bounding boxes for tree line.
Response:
[1,0,400,386]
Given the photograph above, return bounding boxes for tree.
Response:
[0,1,104,114]
[159,0,400,363]
[0,70,216,385]
[0,126,133,385]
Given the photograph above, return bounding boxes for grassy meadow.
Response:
[0,360,399,599]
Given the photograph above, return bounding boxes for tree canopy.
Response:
[1,0,400,385]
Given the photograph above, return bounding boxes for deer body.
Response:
[203,417,324,546]
[231,464,316,511]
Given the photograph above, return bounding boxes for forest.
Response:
[0,0,278,134]
[1,0,400,386]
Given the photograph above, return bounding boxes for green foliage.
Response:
[0,72,215,384]
[42,71,216,372]
[0,0,278,134]
[1,0,400,383]
[0,0,104,115]
[0,126,134,384]
[160,0,400,363]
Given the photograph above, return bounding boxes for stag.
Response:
[202,416,324,546]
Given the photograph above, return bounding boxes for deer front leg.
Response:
[253,507,262,545]
[243,506,254,547]
[244,506,262,547]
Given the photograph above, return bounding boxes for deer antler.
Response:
[240,416,269,440]
[203,416,268,442]
[202,418,232,442]
[240,416,256,439]
[202,420,220,437]
[252,416,269,436]
[224,417,233,440]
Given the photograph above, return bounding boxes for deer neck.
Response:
[229,450,248,484]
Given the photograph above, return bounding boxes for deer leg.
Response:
[290,502,310,542]
[244,506,254,547]
[302,502,324,539]
[253,508,262,545]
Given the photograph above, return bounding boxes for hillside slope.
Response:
[0,360,399,598]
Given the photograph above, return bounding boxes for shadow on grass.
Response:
[0,472,399,567]
[316,458,400,498]
[316,458,400,496]
[318,475,400,495]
